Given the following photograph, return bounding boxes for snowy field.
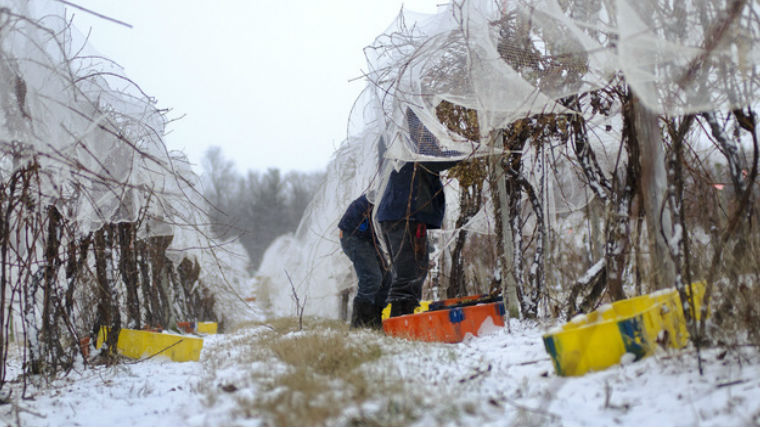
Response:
[3,319,759,426]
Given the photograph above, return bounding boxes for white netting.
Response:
[0,1,201,236]
[367,0,759,164]
[255,130,382,318]
[256,0,759,318]
[0,1,260,326]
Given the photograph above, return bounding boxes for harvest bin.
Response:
[177,321,218,335]
[543,282,706,376]
[96,327,203,362]
[382,294,506,343]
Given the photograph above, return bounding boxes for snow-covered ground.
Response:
[4,319,759,426]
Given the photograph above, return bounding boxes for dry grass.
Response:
[228,315,345,335]
[199,316,421,426]
[269,330,382,376]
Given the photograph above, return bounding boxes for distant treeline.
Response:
[201,146,325,271]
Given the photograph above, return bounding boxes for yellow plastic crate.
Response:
[196,321,218,334]
[96,327,203,362]
[543,282,706,376]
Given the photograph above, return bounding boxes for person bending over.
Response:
[338,193,390,328]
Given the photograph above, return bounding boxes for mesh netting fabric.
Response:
[260,0,759,318]
[0,1,199,235]
[0,1,260,326]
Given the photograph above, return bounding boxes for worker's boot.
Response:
[389,299,417,317]
[370,304,385,330]
[350,300,375,329]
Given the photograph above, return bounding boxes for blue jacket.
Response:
[338,194,374,240]
[376,108,460,229]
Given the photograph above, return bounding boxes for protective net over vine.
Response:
[257,0,760,318]
[0,1,186,233]
[0,1,259,385]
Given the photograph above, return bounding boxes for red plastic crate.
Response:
[382,300,505,343]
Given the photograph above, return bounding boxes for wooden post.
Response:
[633,95,676,290]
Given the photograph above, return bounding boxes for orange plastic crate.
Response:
[382,300,505,343]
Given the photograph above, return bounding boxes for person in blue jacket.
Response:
[339,192,390,328]
[376,108,460,317]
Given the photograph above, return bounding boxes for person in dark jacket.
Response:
[377,108,460,317]
[339,193,390,328]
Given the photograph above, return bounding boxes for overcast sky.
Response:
[68,1,442,175]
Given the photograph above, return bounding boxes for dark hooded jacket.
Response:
[376,108,460,229]
[375,162,456,229]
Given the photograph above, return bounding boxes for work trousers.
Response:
[340,234,389,307]
[380,220,429,305]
